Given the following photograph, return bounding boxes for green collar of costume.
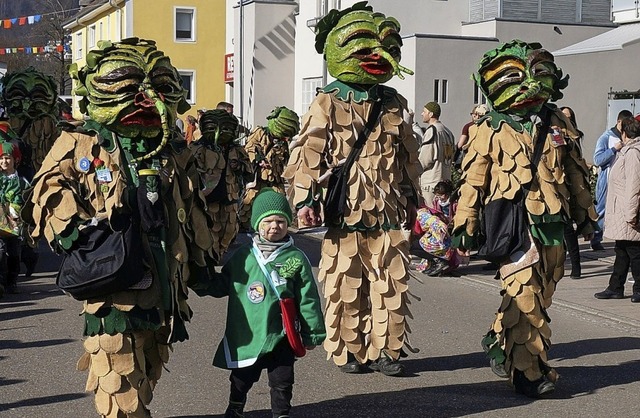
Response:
[83,119,118,152]
[320,80,395,103]
[482,104,557,133]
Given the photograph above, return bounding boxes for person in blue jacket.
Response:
[592,109,634,250]
[194,188,326,418]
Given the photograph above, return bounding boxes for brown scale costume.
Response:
[454,109,597,386]
[285,87,422,366]
[239,107,298,228]
[190,110,252,262]
[22,39,215,417]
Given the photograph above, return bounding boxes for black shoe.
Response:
[591,243,605,251]
[631,293,640,303]
[569,266,581,279]
[594,288,624,299]
[339,360,367,374]
[224,410,244,418]
[513,370,555,398]
[370,356,404,376]
[427,259,448,277]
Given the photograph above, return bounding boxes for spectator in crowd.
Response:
[592,109,634,250]
[0,142,29,295]
[594,118,640,302]
[184,114,198,144]
[561,106,584,278]
[216,101,234,114]
[419,101,456,204]
[412,180,460,276]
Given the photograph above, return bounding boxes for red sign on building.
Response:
[224,53,234,83]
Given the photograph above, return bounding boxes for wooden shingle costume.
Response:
[0,66,60,177]
[22,38,215,417]
[190,109,252,262]
[451,40,597,397]
[283,2,421,374]
[238,106,298,228]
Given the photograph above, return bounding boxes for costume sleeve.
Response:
[593,131,617,168]
[398,100,423,203]
[451,125,491,249]
[624,149,640,225]
[294,252,326,347]
[418,125,437,170]
[245,128,267,163]
[283,94,332,209]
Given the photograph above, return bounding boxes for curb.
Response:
[462,274,640,331]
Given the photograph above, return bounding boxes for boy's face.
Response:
[0,154,16,172]
[258,214,288,242]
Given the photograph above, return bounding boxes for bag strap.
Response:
[523,107,551,200]
[338,87,385,177]
[252,245,282,300]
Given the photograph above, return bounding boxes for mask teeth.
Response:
[130,90,169,164]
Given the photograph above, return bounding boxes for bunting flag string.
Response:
[0,14,42,29]
[0,44,65,55]
[0,6,82,30]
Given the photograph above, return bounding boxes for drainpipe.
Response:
[239,0,244,126]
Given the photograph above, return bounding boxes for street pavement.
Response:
[1,233,639,418]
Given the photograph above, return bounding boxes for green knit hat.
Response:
[424,101,441,118]
[251,188,293,231]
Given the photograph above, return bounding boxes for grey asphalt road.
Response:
[1,233,639,418]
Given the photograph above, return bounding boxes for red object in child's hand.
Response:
[279,297,306,357]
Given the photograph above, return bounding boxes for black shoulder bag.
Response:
[477,110,550,264]
[323,94,384,227]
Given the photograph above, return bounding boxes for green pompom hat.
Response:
[251,188,293,231]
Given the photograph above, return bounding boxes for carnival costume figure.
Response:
[451,40,598,397]
[283,1,422,376]
[190,109,252,262]
[22,38,215,417]
[239,106,299,229]
[1,66,60,178]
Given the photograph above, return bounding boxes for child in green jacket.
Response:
[195,188,326,418]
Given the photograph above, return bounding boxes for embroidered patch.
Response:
[247,281,265,303]
[78,157,91,172]
[550,128,566,147]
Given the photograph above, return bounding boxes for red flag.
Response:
[18,17,26,25]
[56,44,63,52]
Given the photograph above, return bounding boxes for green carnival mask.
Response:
[474,39,567,116]
[70,38,190,160]
[315,1,412,84]
[266,106,299,139]
[1,67,58,120]
[199,109,239,146]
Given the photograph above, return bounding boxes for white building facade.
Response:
[228,1,631,161]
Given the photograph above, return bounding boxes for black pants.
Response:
[228,341,295,417]
[0,236,20,288]
[608,240,640,294]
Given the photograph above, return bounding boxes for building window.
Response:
[473,82,487,105]
[75,32,83,60]
[88,25,96,48]
[433,79,448,103]
[115,10,121,41]
[302,77,323,112]
[175,8,196,42]
[179,70,196,104]
[441,79,448,104]
[99,22,103,42]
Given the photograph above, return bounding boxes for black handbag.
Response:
[477,109,550,263]
[56,218,146,300]
[323,93,384,227]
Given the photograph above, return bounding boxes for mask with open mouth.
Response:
[70,38,190,160]
[474,39,567,117]
[315,1,413,85]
